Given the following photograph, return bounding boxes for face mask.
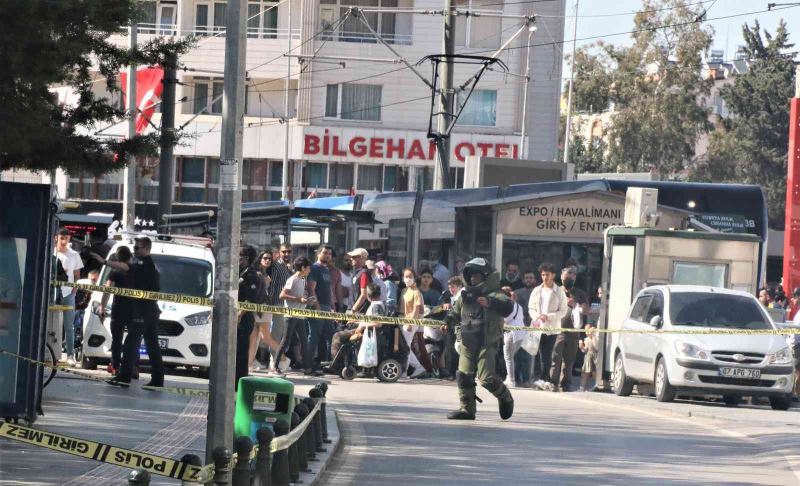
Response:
[563,278,575,290]
[506,272,518,281]
[404,277,415,287]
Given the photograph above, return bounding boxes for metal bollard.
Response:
[293,404,311,473]
[307,391,328,451]
[255,427,274,486]
[303,397,326,453]
[232,436,254,486]
[180,454,204,486]
[271,418,291,486]
[312,385,331,444]
[296,402,317,462]
[212,446,232,486]
[288,412,302,483]
[128,468,151,485]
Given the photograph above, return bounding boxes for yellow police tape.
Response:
[0,421,204,481]
[0,345,324,483]
[53,280,800,335]
[47,305,74,312]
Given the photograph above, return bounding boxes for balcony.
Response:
[321,30,412,46]
[134,23,301,41]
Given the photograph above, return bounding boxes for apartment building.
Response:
[56,0,566,209]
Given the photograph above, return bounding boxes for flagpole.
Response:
[122,24,138,230]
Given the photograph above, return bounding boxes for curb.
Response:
[307,406,342,486]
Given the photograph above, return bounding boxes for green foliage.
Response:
[0,1,194,175]
[690,21,795,228]
[567,0,713,177]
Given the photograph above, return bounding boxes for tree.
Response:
[0,1,192,175]
[690,21,796,228]
[606,0,713,177]
[568,42,614,113]
[565,0,713,177]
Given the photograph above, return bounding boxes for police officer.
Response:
[101,237,164,387]
[444,258,515,420]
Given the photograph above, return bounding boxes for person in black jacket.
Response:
[96,237,164,388]
[237,245,262,388]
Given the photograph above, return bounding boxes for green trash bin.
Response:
[234,376,295,440]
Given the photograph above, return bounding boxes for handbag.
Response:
[520,330,542,356]
[357,327,379,367]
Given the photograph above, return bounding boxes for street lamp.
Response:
[519,23,537,160]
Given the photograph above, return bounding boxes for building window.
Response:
[248,1,279,38]
[417,166,433,191]
[448,167,464,189]
[195,2,227,36]
[329,163,354,191]
[320,0,408,45]
[454,0,501,49]
[457,89,496,126]
[325,83,382,121]
[383,165,409,191]
[192,78,225,115]
[305,162,328,189]
[357,164,382,192]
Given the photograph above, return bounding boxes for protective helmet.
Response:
[462,257,492,284]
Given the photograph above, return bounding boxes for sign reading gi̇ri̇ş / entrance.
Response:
[496,194,625,238]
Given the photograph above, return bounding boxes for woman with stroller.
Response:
[401,268,434,378]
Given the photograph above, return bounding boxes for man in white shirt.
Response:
[550,267,589,391]
[527,262,567,385]
[54,229,84,365]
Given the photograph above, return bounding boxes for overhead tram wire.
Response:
[467,4,800,55]
[479,0,714,15]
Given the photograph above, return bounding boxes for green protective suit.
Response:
[444,269,515,420]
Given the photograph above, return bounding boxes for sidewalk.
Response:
[0,370,339,485]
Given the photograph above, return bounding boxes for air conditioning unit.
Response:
[624,187,659,228]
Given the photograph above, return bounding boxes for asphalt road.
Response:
[318,379,800,486]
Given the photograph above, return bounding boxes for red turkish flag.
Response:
[120,67,165,135]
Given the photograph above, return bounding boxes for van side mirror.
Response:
[649,315,662,328]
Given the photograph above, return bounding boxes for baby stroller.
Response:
[324,325,408,383]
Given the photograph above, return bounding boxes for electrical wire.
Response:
[468,4,800,55]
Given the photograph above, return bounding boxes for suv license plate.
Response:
[719,367,761,379]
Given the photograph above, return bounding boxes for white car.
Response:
[612,285,794,410]
[81,237,214,376]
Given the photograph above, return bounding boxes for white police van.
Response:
[81,235,214,377]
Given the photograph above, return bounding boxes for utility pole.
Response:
[206,0,246,471]
[281,0,292,200]
[123,24,138,231]
[157,52,177,232]
[562,0,579,165]
[432,0,455,190]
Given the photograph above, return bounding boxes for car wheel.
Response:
[654,357,676,402]
[612,352,634,396]
[81,354,98,370]
[723,395,742,407]
[376,359,402,383]
[769,395,791,411]
[341,366,357,381]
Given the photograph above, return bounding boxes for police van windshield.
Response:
[151,254,213,298]
[669,292,772,330]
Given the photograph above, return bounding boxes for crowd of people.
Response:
[52,226,599,391]
[236,245,599,392]
[757,284,800,400]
